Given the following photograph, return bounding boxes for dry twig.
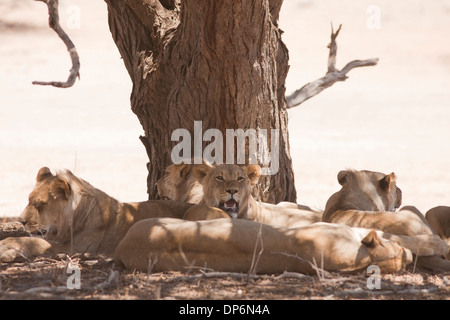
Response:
[166,271,266,282]
[33,0,80,88]
[274,251,333,280]
[248,223,264,279]
[286,23,378,108]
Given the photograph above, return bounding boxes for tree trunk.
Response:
[105,0,296,203]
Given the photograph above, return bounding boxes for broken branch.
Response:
[286,24,378,108]
[32,0,80,88]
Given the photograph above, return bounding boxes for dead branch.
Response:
[166,271,267,282]
[286,24,378,108]
[274,271,310,280]
[32,0,80,88]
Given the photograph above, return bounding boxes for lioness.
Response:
[323,169,450,270]
[182,163,322,227]
[114,164,447,274]
[115,218,418,274]
[323,170,434,236]
[156,163,203,204]
[0,167,194,263]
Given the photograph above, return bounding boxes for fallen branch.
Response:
[286,24,378,108]
[166,270,267,282]
[32,0,80,88]
[274,271,310,280]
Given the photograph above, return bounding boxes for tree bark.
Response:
[105,0,296,203]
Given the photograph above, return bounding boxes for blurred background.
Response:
[1,0,449,217]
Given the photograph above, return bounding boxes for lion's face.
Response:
[156,163,205,204]
[193,164,261,218]
[19,167,70,233]
[156,164,191,201]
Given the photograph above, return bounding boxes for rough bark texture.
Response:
[105,0,296,203]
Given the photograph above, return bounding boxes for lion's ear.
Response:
[36,167,53,182]
[337,170,348,186]
[179,164,191,179]
[49,178,71,200]
[379,172,396,192]
[192,163,213,182]
[361,230,382,248]
[243,164,261,186]
[168,163,191,179]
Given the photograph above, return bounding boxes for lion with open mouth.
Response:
[193,163,255,219]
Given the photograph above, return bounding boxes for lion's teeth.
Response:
[225,200,237,208]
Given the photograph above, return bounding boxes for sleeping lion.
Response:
[0,167,194,262]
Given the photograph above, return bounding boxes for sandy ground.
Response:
[0,0,449,302]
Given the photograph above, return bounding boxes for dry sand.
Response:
[1,0,450,217]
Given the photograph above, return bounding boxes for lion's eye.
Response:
[215,176,224,182]
[237,176,245,182]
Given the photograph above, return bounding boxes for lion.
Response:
[114,164,448,274]
[181,163,323,227]
[322,170,435,236]
[322,169,450,270]
[0,167,194,263]
[158,162,320,224]
[426,206,450,259]
[156,163,203,204]
[114,218,417,274]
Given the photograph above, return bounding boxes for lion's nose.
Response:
[19,217,28,226]
[225,188,238,195]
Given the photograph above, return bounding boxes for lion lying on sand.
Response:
[0,167,194,262]
[114,163,447,274]
[114,217,419,274]
[322,169,450,269]
[1,166,447,275]
[322,170,433,236]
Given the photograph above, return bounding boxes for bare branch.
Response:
[327,23,342,74]
[32,0,80,88]
[286,24,378,108]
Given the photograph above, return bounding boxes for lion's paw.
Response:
[0,237,50,263]
[0,247,27,263]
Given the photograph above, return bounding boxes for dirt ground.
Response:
[0,253,449,301]
[1,0,450,301]
[0,223,448,301]
[0,216,449,301]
